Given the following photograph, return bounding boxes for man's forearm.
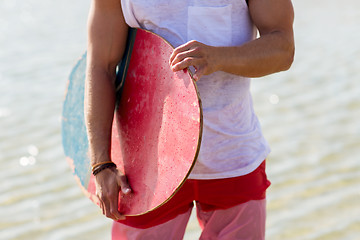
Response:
[169,30,294,81]
[84,66,116,164]
[84,0,128,166]
[216,31,294,78]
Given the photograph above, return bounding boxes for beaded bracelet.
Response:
[92,162,117,176]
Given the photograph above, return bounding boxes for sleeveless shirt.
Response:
[120,0,271,179]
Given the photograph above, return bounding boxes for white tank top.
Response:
[121,0,271,179]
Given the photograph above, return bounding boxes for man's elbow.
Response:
[280,40,295,71]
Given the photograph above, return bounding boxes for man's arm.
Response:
[84,0,130,220]
[223,0,295,77]
[170,0,295,79]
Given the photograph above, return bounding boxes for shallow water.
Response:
[0,0,359,239]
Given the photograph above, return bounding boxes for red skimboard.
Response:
[62,28,203,216]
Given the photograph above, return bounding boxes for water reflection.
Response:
[0,0,359,239]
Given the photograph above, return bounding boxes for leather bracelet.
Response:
[91,161,114,172]
[92,162,117,176]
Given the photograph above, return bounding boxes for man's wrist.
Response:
[92,161,117,176]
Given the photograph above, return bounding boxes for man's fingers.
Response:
[109,193,125,221]
[96,192,105,215]
[170,41,217,81]
[100,196,112,218]
[170,49,195,67]
[117,173,131,195]
[171,57,197,72]
[169,41,194,64]
[100,195,120,221]
[172,57,205,81]
[170,40,202,67]
[192,68,205,82]
[99,200,105,215]
[169,42,209,81]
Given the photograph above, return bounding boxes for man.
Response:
[85,0,294,239]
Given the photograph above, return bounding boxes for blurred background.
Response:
[0,0,359,239]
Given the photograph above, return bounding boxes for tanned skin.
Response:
[85,0,295,221]
[85,0,130,221]
[170,0,295,80]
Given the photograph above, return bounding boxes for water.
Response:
[0,0,359,239]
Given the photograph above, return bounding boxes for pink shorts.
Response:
[117,161,270,229]
[112,199,267,240]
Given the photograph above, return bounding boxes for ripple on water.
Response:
[1,0,360,240]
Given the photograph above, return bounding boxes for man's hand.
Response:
[169,40,219,81]
[95,168,131,221]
